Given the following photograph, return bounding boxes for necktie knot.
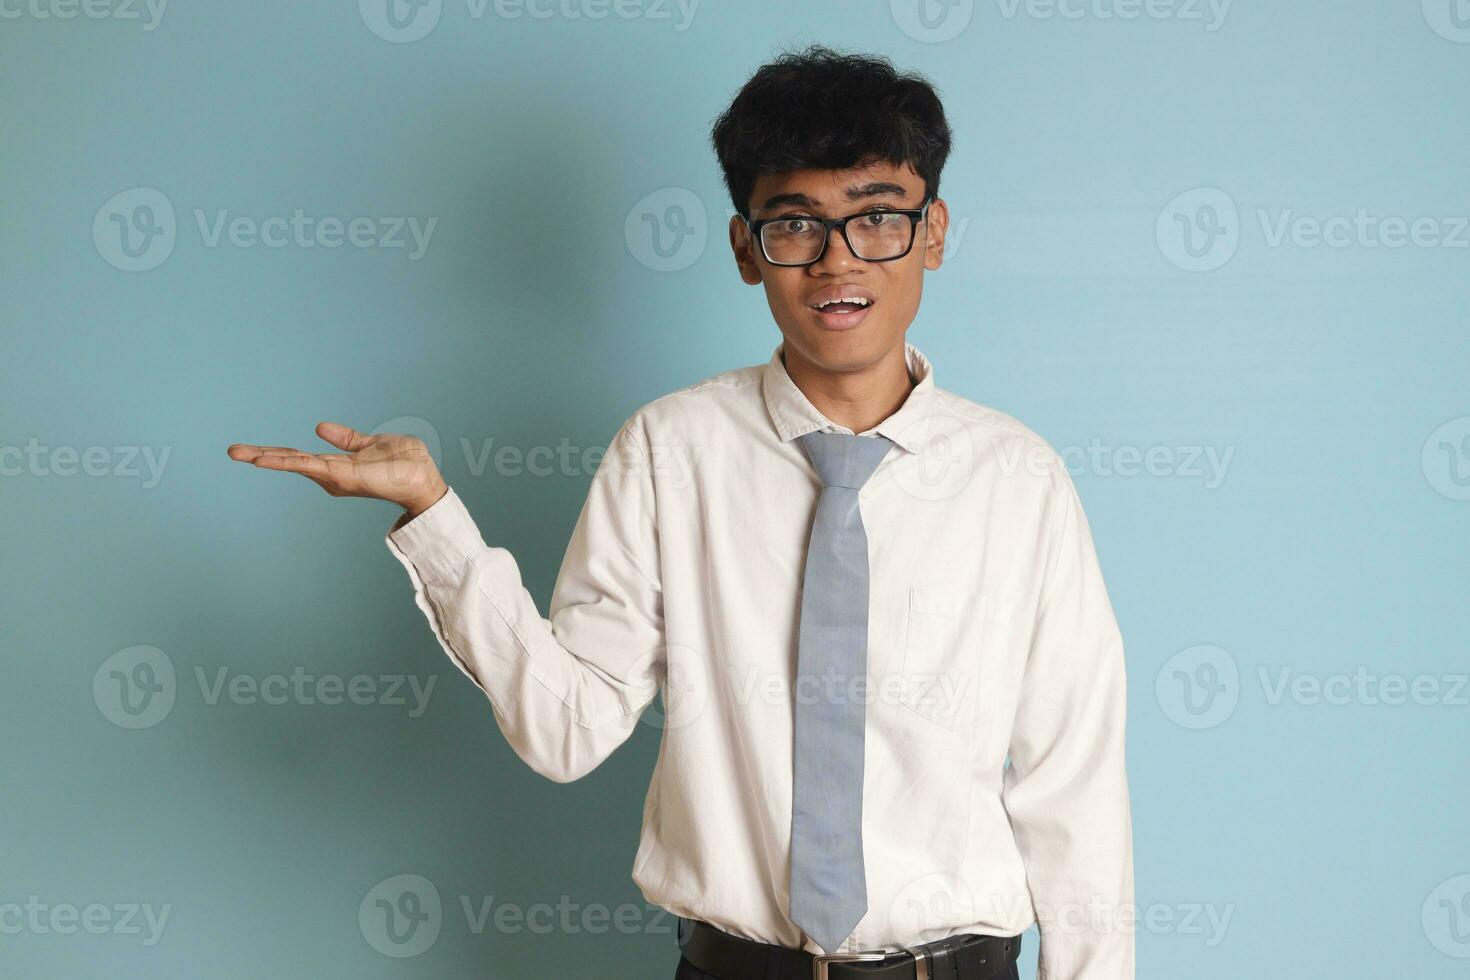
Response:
[796,431,893,490]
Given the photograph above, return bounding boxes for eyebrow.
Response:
[755,181,912,214]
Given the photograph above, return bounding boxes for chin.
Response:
[787,321,893,369]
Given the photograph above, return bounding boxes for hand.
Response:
[227,422,448,518]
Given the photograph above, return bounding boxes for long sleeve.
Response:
[1001,468,1135,979]
[384,417,665,783]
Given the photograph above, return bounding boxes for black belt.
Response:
[677,916,1021,980]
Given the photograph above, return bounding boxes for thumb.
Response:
[316,421,370,452]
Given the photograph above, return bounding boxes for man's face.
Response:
[728,160,948,374]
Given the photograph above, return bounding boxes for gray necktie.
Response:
[788,429,894,954]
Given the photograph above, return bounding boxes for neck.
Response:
[781,340,915,435]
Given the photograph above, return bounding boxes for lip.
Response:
[806,284,877,331]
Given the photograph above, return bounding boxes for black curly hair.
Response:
[710,44,952,219]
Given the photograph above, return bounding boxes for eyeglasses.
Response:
[745,199,932,267]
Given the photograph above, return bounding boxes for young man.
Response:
[228,45,1133,980]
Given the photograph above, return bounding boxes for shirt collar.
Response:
[761,339,938,454]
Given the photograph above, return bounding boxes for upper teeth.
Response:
[816,296,870,308]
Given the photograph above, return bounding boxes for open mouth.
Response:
[808,292,876,329]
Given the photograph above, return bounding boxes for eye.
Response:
[859,211,900,226]
[773,216,819,234]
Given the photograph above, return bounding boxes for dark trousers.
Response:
[673,952,1021,980]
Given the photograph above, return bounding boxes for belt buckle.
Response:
[810,949,888,980]
[903,940,950,980]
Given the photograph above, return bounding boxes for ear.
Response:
[921,197,950,271]
[729,213,764,285]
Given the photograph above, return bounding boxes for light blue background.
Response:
[3,1,1468,977]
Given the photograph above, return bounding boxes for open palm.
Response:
[227,421,447,517]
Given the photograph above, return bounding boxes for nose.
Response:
[810,222,862,275]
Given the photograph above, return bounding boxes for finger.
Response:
[316,421,372,453]
[228,444,307,462]
[228,443,271,460]
[252,453,333,479]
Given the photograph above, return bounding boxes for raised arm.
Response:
[227,418,666,782]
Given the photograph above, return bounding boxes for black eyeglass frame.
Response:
[743,198,933,267]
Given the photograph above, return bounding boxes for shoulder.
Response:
[615,361,765,446]
[931,385,1075,493]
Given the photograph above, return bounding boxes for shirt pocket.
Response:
[900,586,1009,732]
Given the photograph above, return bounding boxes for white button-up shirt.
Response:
[385,341,1134,978]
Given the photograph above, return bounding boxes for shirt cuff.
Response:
[384,485,484,586]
